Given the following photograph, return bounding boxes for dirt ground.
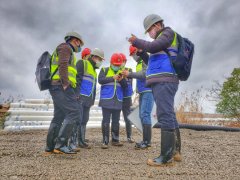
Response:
[0,127,240,180]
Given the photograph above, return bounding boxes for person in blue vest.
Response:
[98,53,127,149]
[128,14,181,166]
[44,32,83,155]
[119,53,134,143]
[122,45,154,150]
[68,48,105,151]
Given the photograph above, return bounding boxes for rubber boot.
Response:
[135,124,151,149]
[54,123,77,154]
[111,122,123,146]
[173,128,182,162]
[68,125,80,152]
[101,123,110,149]
[147,129,175,166]
[126,121,134,143]
[78,125,91,149]
[44,123,60,155]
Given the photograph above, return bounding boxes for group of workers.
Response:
[44,14,182,167]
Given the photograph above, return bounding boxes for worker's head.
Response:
[143,14,164,39]
[129,45,139,62]
[65,32,84,53]
[81,48,91,60]
[110,53,123,71]
[119,53,127,68]
[91,48,105,68]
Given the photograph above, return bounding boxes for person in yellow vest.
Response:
[68,47,93,151]
[122,46,154,149]
[71,48,104,150]
[119,53,134,143]
[128,14,181,166]
[98,53,127,149]
[44,32,84,155]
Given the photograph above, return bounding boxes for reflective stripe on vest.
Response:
[100,67,123,101]
[146,32,178,78]
[51,49,77,88]
[122,67,133,98]
[80,60,97,97]
[136,60,152,93]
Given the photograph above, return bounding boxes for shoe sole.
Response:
[72,148,81,152]
[134,147,150,150]
[112,144,123,147]
[42,151,55,156]
[173,154,182,162]
[147,159,175,167]
[53,149,77,154]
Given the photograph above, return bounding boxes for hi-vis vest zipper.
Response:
[51,49,77,88]
[146,31,178,79]
[100,67,123,101]
[80,60,97,97]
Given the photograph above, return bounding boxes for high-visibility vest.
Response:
[100,67,123,101]
[80,60,97,97]
[136,60,152,93]
[146,31,178,79]
[51,48,77,88]
[121,67,133,98]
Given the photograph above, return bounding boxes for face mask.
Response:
[132,54,139,62]
[121,63,126,68]
[111,65,120,72]
[95,60,102,68]
[74,45,81,53]
[148,27,157,39]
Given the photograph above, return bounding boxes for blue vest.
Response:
[122,67,133,98]
[80,60,97,97]
[136,60,152,93]
[146,32,178,79]
[100,67,123,101]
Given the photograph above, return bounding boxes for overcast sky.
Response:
[0,0,239,112]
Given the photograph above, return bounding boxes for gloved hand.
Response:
[128,34,137,44]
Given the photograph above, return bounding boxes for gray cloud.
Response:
[0,0,239,112]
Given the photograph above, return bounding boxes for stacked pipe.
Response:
[4,99,124,131]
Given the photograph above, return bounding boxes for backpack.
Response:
[35,51,58,91]
[165,33,194,81]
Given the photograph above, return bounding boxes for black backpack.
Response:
[35,51,58,91]
[165,33,194,81]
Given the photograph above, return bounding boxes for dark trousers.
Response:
[152,82,179,129]
[47,85,81,148]
[102,108,121,125]
[81,106,91,126]
[122,105,131,125]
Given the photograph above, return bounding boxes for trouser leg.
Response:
[111,109,121,143]
[122,105,133,141]
[51,86,80,154]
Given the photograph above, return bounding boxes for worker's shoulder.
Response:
[56,43,72,53]
[162,27,175,36]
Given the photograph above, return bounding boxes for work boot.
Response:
[135,124,151,149]
[126,121,134,143]
[173,128,182,162]
[54,123,77,154]
[78,125,91,149]
[68,125,81,152]
[111,122,123,146]
[45,122,61,152]
[101,123,110,149]
[147,129,175,166]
